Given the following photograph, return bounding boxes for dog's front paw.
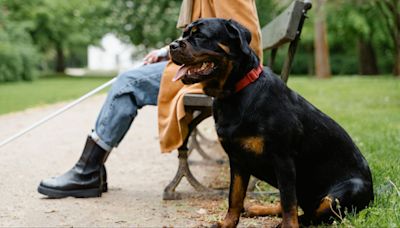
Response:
[210,221,237,228]
[277,221,299,228]
[210,222,222,228]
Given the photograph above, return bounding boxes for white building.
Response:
[88,33,141,72]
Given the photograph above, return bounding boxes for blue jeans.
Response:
[90,61,168,151]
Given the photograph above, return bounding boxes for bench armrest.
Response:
[262,0,308,50]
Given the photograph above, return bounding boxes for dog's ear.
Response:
[224,19,252,56]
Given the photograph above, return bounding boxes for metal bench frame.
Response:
[163,0,312,200]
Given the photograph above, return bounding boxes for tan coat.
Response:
[158,0,263,153]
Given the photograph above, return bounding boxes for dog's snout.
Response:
[179,40,186,48]
[170,40,186,50]
[170,41,179,50]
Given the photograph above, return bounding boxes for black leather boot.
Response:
[101,165,108,192]
[38,136,109,198]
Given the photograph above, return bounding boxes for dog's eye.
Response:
[183,30,190,38]
[194,32,207,39]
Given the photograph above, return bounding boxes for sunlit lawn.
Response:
[0,75,111,115]
[1,74,399,226]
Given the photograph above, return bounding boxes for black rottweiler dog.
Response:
[169,18,373,228]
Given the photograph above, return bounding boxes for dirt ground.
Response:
[0,94,280,227]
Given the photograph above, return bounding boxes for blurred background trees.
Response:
[0,0,399,83]
[314,0,331,78]
[373,0,400,76]
[1,0,113,74]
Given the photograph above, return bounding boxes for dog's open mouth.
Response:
[173,61,216,83]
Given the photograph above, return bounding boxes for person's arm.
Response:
[143,46,169,65]
[143,34,184,65]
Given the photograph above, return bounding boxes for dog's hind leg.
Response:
[304,178,373,225]
[243,203,282,217]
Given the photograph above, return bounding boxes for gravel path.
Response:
[0,95,280,227]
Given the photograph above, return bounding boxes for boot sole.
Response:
[38,185,102,198]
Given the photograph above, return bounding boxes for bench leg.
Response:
[188,128,225,165]
[196,127,216,145]
[189,129,213,160]
[163,148,209,200]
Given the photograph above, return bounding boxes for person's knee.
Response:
[113,72,133,89]
[117,67,149,82]
[115,94,138,118]
[113,69,150,93]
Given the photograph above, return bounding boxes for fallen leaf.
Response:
[196,208,207,215]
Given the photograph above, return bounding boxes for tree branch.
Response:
[376,1,397,42]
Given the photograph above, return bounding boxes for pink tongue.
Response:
[173,65,189,81]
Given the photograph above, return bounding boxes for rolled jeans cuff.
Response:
[90,131,112,152]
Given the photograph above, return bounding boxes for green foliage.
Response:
[109,0,284,50]
[0,4,40,82]
[0,42,39,82]
[0,0,398,79]
[326,0,395,74]
[256,0,280,26]
[259,0,397,75]
[25,0,112,49]
[110,0,182,49]
[1,0,113,72]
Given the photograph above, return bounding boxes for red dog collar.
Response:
[234,64,263,92]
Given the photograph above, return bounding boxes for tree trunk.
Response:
[307,44,314,75]
[55,43,65,73]
[388,0,400,76]
[358,38,379,75]
[395,1,400,77]
[314,0,331,79]
[395,33,400,76]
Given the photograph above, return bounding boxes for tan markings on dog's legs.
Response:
[240,137,264,155]
[217,43,230,54]
[315,196,334,217]
[221,173,247,228]
[245,203,282,217]
[282,205,299,228]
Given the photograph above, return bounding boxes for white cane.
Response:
[0,77,116,148]
[0,63,147,148]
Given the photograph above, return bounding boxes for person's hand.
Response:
[143,47,169,65]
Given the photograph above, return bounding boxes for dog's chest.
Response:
[214,101,254,137]
[214,99,266,156]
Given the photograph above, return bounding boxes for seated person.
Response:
[38,0,263,198]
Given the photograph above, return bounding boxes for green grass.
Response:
[260,76,400,227]
[0,75,111,115]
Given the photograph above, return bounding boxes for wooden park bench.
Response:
[163,0,313,200]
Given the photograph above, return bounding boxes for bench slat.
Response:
[183,93,213,107]
[262,0,305,50]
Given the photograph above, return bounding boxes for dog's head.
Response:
[169,18,259,97]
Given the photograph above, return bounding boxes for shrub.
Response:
[0,42,39,82]
[0,12,40,82]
